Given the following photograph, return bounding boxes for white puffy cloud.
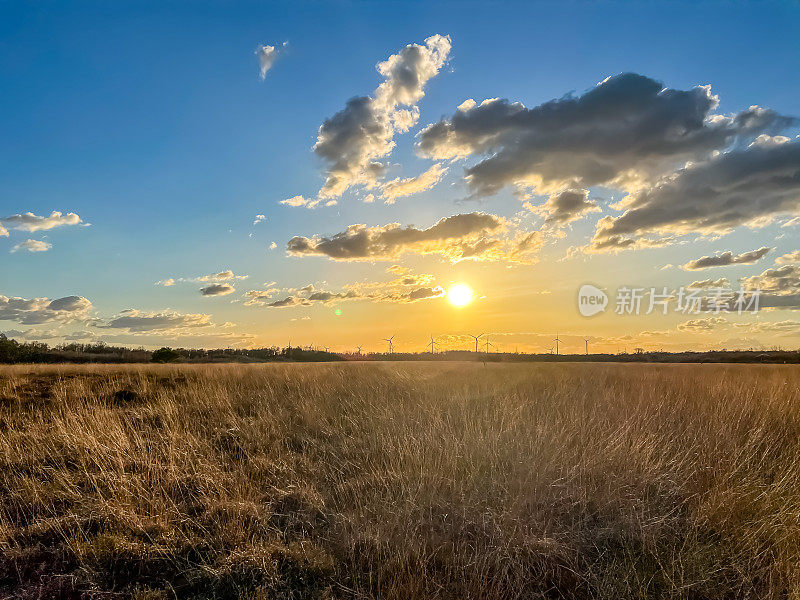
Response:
[10,239,52,253]
[157,271,248,287]
[776,251,800,265]
[312,34,450,199]
[280,195,321,209]
[0,294,93,325]
[742,264,800,310]
[196,270,248,283]
[1,211,83,232]
[253,214,267,225]
[682,247,771,270]
[381,163,447,204]
[687,277,730,289]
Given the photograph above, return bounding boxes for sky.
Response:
[2,0,800,353]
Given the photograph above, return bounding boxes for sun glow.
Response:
[447,283,474,307]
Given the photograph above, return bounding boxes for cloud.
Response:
[776,251,800,265]
[536,187,600,224]
[256,42,286,78]
[782,217,800,228]
[687,277,730,289]
[280,195,321,209]
[2,328,61,341]
[157,271,248,287]
[734,320,800,335]
[245,273,445,309]
[10,239,52,253]
[677,317,729,333]
[418,73,793,199]
[255,295,311,308]
[98,309,212,332]
[286,212,514,262]
[312,34,451,199]
[196,270,248,283]
[682,247,772,270]
[253,214,267,225]
[744,265,800,294]
[381,163,447,203]
[1,211,83,232]
[0,294,93,325]
[0,225,7,237]
[200,283,235,296]
[742,265,800,309]
[591,138,800,251]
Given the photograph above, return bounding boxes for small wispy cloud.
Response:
[256,42,287,79]
[11,239,52,253]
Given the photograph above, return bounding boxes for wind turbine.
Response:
[382,335,394,354]
[324,346,330,352]
[427,335,437,354]
[554,333,560,355]
[468,333,484,353]
[584,338,590,355]
[484,338,496,353]
[356,345,362,355]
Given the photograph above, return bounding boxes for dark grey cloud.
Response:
[200,283,236,296]
[540,188,599,224]
[262,296,311,308]
[286,212,507,262]
[418,73,793,198]
[683,247,772,270]
[592,138,800,250]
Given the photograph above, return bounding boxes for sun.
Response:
[447,283,474,307]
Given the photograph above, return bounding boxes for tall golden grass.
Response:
[1,362,800,599]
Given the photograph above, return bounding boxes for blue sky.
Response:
[1,1,800,352]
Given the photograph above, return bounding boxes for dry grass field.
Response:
[1,362,800,599]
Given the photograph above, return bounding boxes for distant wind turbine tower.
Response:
[356,345,362,355]
[427,335,437,354]
[584,338,590,355]
[382,336,394,354]
[554,333,560,355]
[468,333,484,353]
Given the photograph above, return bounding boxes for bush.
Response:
[151,347,180,363]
